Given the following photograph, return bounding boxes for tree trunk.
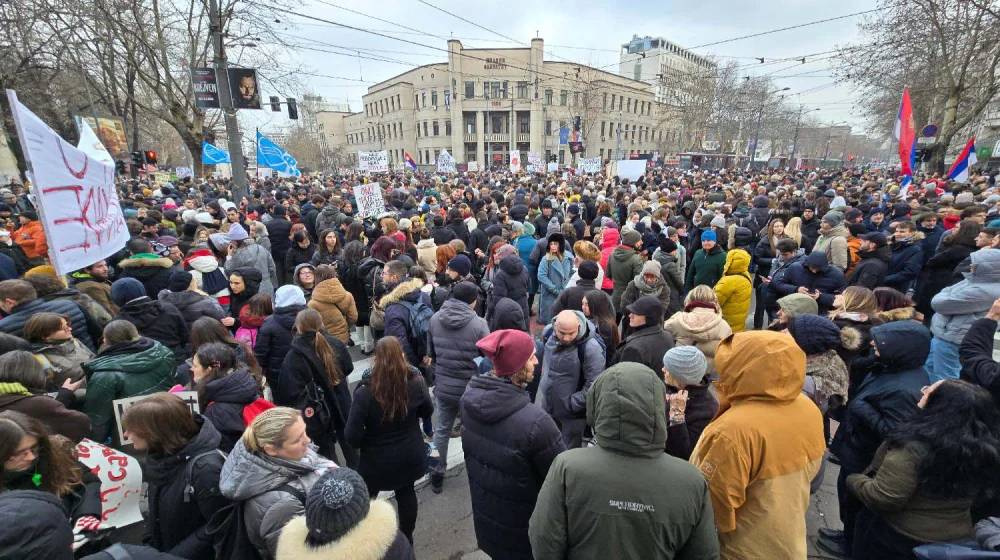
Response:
[932,92,961,174]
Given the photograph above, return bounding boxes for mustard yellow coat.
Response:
[713,250,752,333]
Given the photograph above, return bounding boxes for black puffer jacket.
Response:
[427,298,490,407]
[460,374,565,560]
[284,243,315,278]
[114,297,189,365]
[0,490,74,560]
[345,370,434,492]
[266,217,293,262]
[613,323,675,374]
[830,321,930,474]
[846,245,891,290]
[485,255,530,330]
[157,290,226,327]
[915,241,975,319]
[201,369,259,453]
[446,218,470,245]
[275,333,353,442]
[254,304,305,386]
[143,417,228,560]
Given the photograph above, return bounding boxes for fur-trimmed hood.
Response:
[876,306,924,323]
[838,324,863,351]
[378,278,424,308]
[120,255,174,269]
[276,499,405,560]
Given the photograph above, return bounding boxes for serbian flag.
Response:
[894,87,917,187]
[947,137,977,182]
[403,152,418,171]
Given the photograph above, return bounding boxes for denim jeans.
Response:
[431,392,460,477]
[925,337,961,383]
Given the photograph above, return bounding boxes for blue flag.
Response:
[559,127,569,145]
[257,132,301,177]
[201,140,231,164]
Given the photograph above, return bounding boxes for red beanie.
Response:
[476,330,535,377]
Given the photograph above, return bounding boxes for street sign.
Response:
[921,124,938,137]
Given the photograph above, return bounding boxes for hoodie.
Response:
[529,362,719,560]
[713,249,752,333]
[690,331,825,559]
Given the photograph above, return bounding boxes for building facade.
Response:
[618,35,716,105]
[318,38,672,170]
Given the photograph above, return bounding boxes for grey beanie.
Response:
[822,211,842,228]
[305,468,370,545]
[662,346,708,385]
[710,215,727,228]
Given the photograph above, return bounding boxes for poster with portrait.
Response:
[73,114,130,161]
[227,68,261,109]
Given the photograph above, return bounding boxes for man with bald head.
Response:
[537,309,607,448]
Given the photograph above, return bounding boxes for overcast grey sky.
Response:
[242,0,878,137]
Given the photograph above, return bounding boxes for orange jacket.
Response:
[14,220,47,260]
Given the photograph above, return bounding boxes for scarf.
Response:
[807,349,849,404]
[684,301,717,313]
[632,275,664,297]
[0,382,31,396]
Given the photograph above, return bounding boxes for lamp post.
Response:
[748,86,790,169]
[790,106,820,167]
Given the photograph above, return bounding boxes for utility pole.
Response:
[749,87,789,171]
[485,80,491,171]
[790,105,804,165]
[209,0,248,201]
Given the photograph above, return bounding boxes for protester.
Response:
[23,312,94,393]
[345,337,433,544]
[306,268,358,345]
[690,331,825,558]
[111,277,189,365]
[959,297,1000,404]
[713,248,752,332]
[255,285,307,388]
[661,345,717,460]
[157,270,226,326]
[121,393,228,559]
[220,406,337,559]
[0,279,95,351]
[537,232,573,327]
[685,230,727,291]
[225,268,263,330]
[225,224,278,296]
[119,237,175,298]
[606,230,643,310]
[618,261,671,331]
[664,286,733,377]
[772,250,846,314]
[0,350,90,442]
[613,296,674,373]
[529,362,719,559]
[70,260,117,316]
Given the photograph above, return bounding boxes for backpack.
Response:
[204,477,306,560]
[234,326,258,350]
[398,299,433,357]
[542,325,607,393]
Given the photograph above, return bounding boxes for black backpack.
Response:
[204,473,307,560]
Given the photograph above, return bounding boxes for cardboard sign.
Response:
[467,161,479,172]
[352,183,386,218]
[358,150,388,173]
[614,159,646,181]
[509,150,521,172]
[437,149,456,173]
[112,391,199,446]
[547,162,558,172]
[7,90,129,276]
[175,167,193,179]
[75,438,143,528]
[579,157,601,174]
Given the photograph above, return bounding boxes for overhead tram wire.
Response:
[686,9,881,50]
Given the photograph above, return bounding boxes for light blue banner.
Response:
[257,131,301,177]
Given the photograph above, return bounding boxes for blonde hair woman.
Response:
[663,285,734,376]
[219,407,337,559]
[829,285,884,370]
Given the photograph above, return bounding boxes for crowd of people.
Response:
[0,163,999,559]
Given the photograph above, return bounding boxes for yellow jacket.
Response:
[713,250,752,333]
[690,331,825,559]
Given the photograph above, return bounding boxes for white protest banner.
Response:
[437,149,456,173]
[353,183,387,218]
[467,161,479,172]
[76,122,115,166]
[175,167,193,179]
[113,391,200,446]
[358,150,389,173]
[154,172,171,184]
[75,439,143,528]
[509,150,522,172]
[615,159,646,181]
[527,152,543,173]
[547,162,559,172]
[6,90,129,276]
[579,157,601,174]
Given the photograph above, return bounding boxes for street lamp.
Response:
[822,121,849,164]
[748,87,790,168]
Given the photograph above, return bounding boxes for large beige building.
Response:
[317,38,673,170]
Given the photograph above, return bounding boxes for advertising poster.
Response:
[73,115,130,161]
[228,68,261,109]
[190,67,221,109]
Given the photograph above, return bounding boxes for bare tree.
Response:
[834,0,1000,172]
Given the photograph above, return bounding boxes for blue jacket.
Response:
[0,297,95,351]
[0,253,16,281]
[771,251,845,313]
[830,321,930,473]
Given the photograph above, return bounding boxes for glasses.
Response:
[12,444,39,460]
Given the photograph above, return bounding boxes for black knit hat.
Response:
[305,468,370,545]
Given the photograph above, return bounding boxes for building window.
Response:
[465,115,476,134]
[603,93,607,109]
[519,114,529,134]
[599,148,604,160]
[431,90,438,106]
[626,98,631,112]
[573,92,578,106]
[545,120,552,135]
[633,62,641,81]
[444,90,450,106]
[544,89,553,104]
[446,121,452,135]
[418,151,422,164]
[434,149,440,162]
[422,92,426,108]
[414,94,419,108]
[601,121,606,137]
[611,94,616,111]
[423,122,429,136]
[559,90,567,106]
[425,150,430,164]
[465,81,475,99]
[559,150,565,164]
[502,81,509,98]
[433,121,439,136]
[559,120,566,133]
[492,115,503,134]
[517,81,528,98]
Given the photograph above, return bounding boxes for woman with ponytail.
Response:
[276,309,356,468]
[220,407,336,559]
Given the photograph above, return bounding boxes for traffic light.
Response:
[287,98,298,120]
[144,151,157,165]
[549,154,557,162]
[269,96,281,112]
[130,151,144,166]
